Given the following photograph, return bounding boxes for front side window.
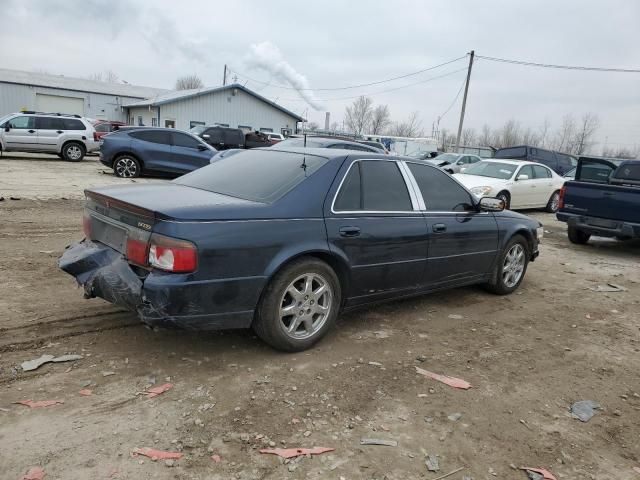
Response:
[129,130,171,145]
[517,165,535,179]
[408,163,473,211]
[172,132,202,148]
[6,116,34,129]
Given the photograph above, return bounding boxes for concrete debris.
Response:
[259,447,334,459]
[425,454,440,472]
[211,454,222,463]
[415,366,472,389]
[145,383,173,398]
[447,413,462,421]
[521,467,557,480]
[20,467,45,480]
[132,448,183,461]
[102,371,116,377]
[448,314,463,319]
[570,400,601,422]
[79,389,93,396]
[21,354,83,372]
[360,438,398,447]
[15,400,64,408]
[590,283,627,292]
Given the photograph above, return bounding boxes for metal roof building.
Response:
[0,68,168,122]
[123,84,304,135]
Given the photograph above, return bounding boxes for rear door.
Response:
[405,162,499,286]
[35,116,65,152]
[171,131,214,173]
[325,158,429,304]
[2,115,37,150]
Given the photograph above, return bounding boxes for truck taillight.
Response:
[148,234,197,273]
[558,185,566,210]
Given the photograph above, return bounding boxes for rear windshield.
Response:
[174,150,328,203]
[611,162,640,184]
[495,147,527,158]
[577,159,623,183]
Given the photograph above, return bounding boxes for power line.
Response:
[228,55,467,91]
[438,73,467,120]
[476,55,640,73]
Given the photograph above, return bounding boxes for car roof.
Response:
[479,158,541,166]
[264,145,390,159]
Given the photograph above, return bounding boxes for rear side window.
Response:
[532,165,551,178]
[204,128,223,144]
[36,117,65,130]
[172,132,201,148]
[534,149,556,166]
[62,119,86,130]
[223,129,243,145]
[611,162,640,184]
[360,160,412,211]
[408,163,474,211]
[129,130,171,145]
[334,163,362,211]
[174,150,328,203]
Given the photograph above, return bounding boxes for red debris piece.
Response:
[21,467,45,480]
[415,367,472,390]
[79,389,93,396]
[131,447,183,461]
[145,383,173,398]
[259,447,335,459]
[521,467,557,480]
[15,400,64,408]
[211,454,221,463]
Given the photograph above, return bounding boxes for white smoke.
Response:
[244,41,325,111]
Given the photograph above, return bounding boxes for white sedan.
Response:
[453,159,566,212]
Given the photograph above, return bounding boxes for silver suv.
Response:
[0,111,99,161]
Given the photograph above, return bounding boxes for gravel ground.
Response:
[0,158,639,480]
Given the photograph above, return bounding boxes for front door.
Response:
[510,164,536,207]
[3,115,38,150]
[325,159,429,304]
[405,162,499,287]
[170,131,214,173]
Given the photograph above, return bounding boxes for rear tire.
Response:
[113,154,141,178]
[484,234,529,295]
[62,142,86,162]
[253,257,341,352]
[568,226,590,244]
[497,191,511,210]
[545,190,560,213]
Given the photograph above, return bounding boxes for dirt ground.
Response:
[1,166,639,479]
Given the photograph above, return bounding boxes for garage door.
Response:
[36,94,85,116]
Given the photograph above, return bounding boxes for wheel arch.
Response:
[113,151,144,168]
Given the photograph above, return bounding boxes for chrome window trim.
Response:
[330,158,419,215]
[398,161,426,210]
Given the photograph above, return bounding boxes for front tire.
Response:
[253,258,341,352]
[545,191,560,213]
[568,226,590,244]
[62,142,86,162]
[113,155,141,178]
[484,234,529,295]
[497,191,511,210]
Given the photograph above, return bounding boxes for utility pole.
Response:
[223,64,228,86]
[455,50,474,153]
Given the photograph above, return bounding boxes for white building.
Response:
[0,68,168,121]
[123,84,303,135]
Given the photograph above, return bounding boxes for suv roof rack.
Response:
[20,111,82,118]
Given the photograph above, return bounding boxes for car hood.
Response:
[453,173,510,189]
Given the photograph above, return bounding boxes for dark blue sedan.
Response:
[60,147,542,351]
[100,127,217,178]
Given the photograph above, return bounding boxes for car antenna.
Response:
[304,133,307,148]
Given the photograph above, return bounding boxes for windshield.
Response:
[190,126,207,135]
[433,153,460,164]
[463,161,517,179]
[175,149,328,203]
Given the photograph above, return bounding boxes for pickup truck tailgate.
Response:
[563,181,640,224]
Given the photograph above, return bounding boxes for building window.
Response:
[151,117,158,127]
[215,123,229,127]
[260,127,273,133]
[190,121,205,129]
[129,116,134,125]
[238,125,252,132]
[137,116,143,126]
[165,119,175,128]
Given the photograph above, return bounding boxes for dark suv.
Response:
[191,125,245,150]
[100,127,216,178]
[494,145,577,175]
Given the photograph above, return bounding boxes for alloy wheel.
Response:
[115,158,138,178]
[279,273,333,340]
[502,243,525,288]
[67,145,82,160]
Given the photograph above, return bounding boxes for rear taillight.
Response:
[93,132,99,142]
[558,185,566,210]
[83,212,92,238]
[148,234,197,273]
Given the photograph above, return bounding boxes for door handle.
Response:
[432,223,447,233]
[56,130,64,134]
[28,129,36,133]
[339,226,361,237]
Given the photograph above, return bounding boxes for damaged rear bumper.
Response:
[59,240,259,330]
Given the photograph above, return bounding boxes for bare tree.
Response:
[461,127,476,146]
[538,118,551,148]
[306,121,320,131]
[329,121,340,132]
[572,113,599,155]
[345,96,374,135]
[499,119,522,148]
[552,114,576,153]
[390,111,423,137]
[89,70,119,83]
[479,124,493,146]
[521,127,539,147]
[370,105,391,134]
[602,146,639,159]
[439,128,454,151]
[175,74,204,90]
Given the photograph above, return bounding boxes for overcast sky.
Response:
[2,0,638,151]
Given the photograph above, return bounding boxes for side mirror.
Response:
[202,134,210,140]
[197,144,208,151]
[457,160,465,165]
[460,167,467,173]
[517,174,529,181]
[4,125,10,132]
[478,197,505,212]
